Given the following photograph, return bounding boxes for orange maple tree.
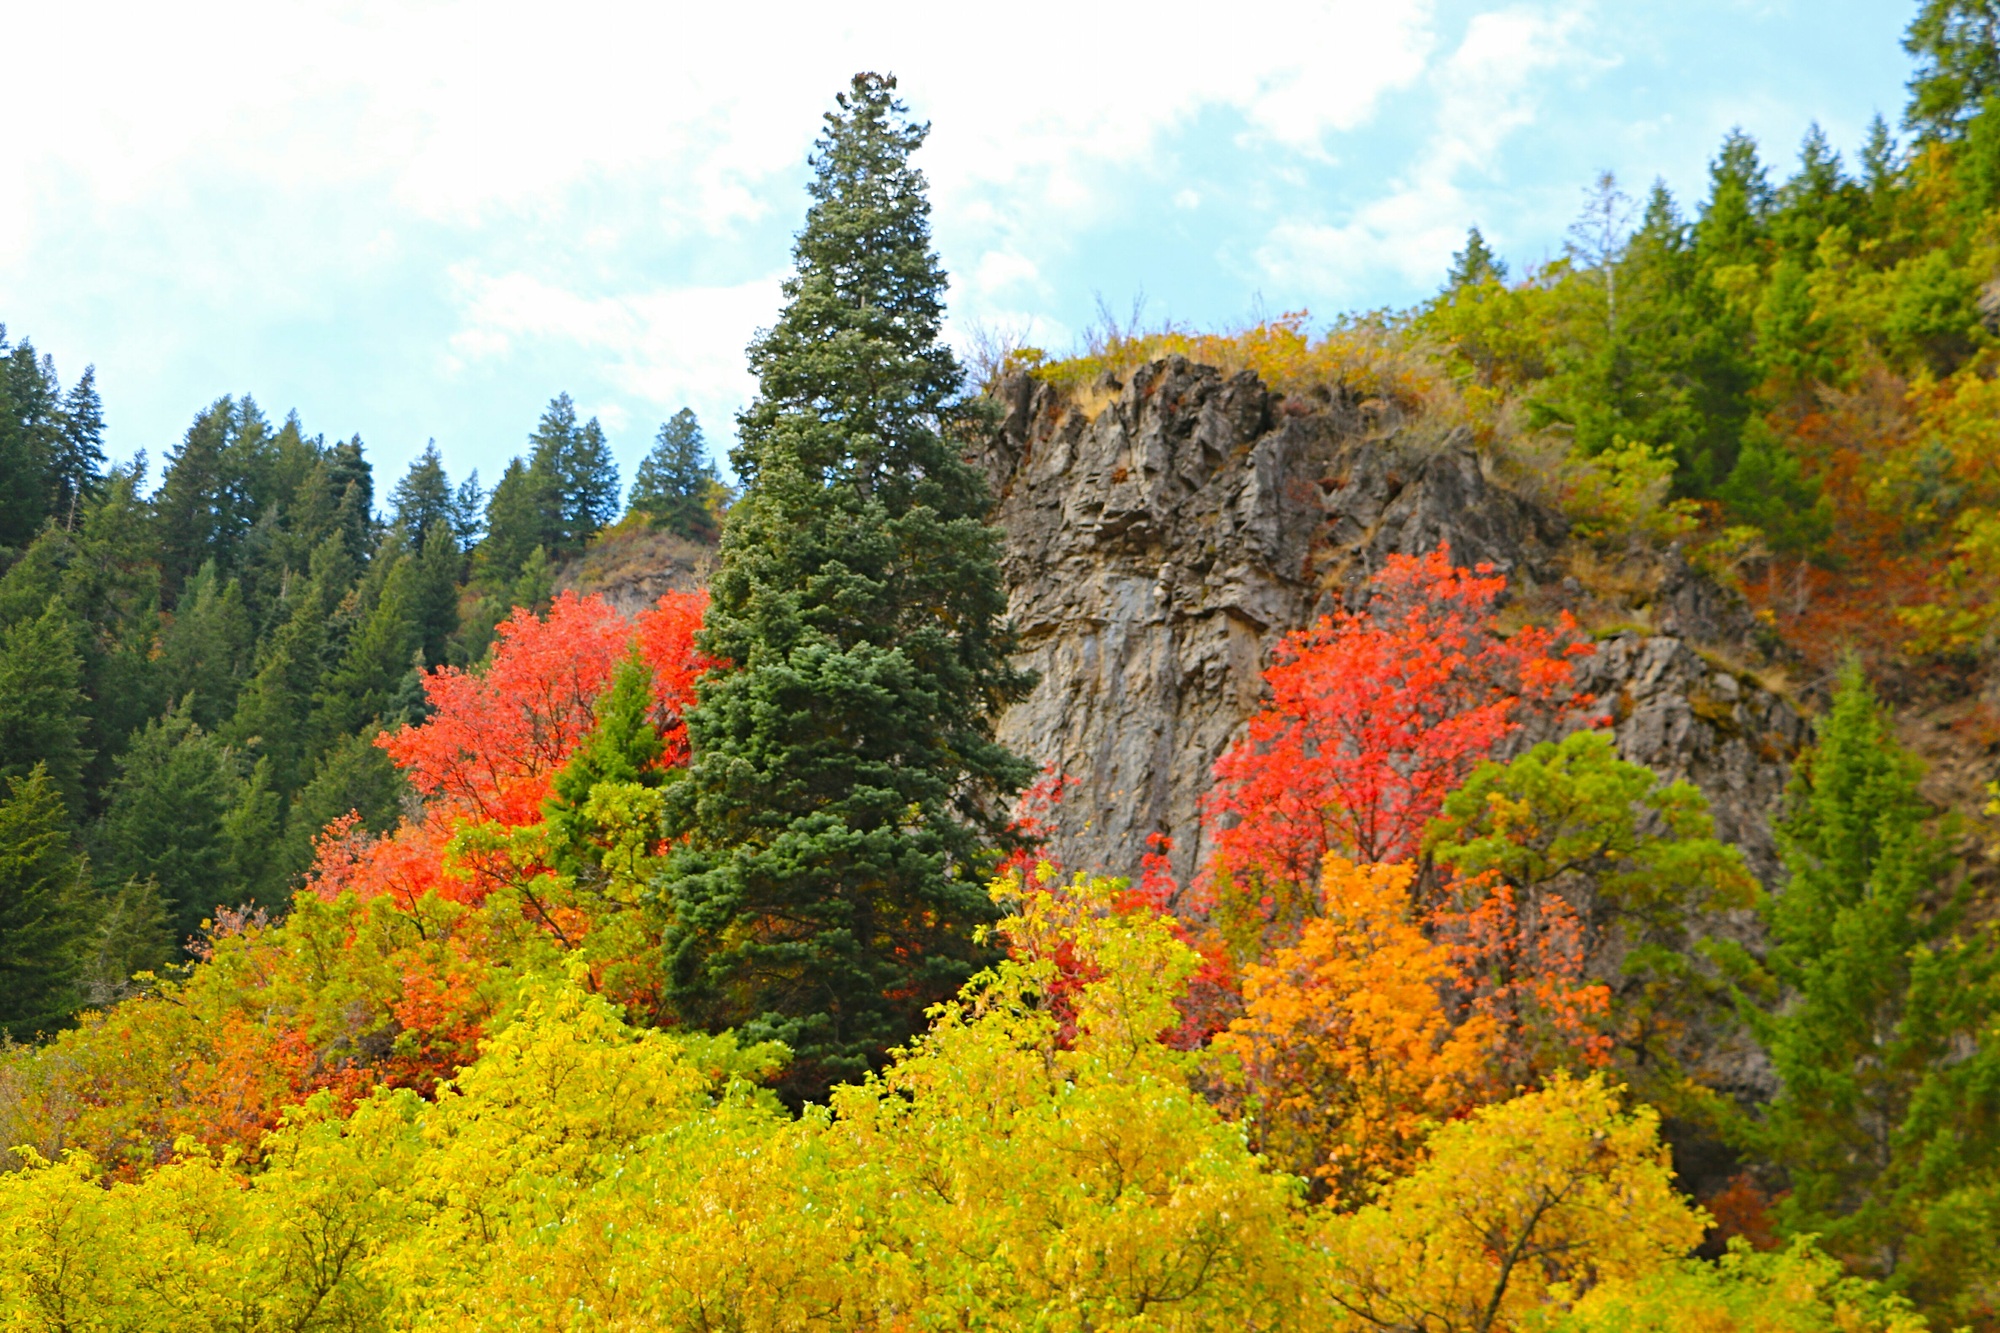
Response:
[1214,858,1497,1204]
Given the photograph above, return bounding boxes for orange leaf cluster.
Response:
[1215,859,1496,1205]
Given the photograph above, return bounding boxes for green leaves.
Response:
[659,73,1032,1101]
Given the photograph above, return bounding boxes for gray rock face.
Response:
[978,358,1807,893]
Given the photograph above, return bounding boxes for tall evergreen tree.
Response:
[659,73,1034,1101]
[1905,0,2000,141]
[0,602,91,816]
[472,457,549,589]
[628,407,721,540]
[1444,226,1508,290]
[223,534,352,795]
[158,561,255,731]
[410,521,462,669]
[390,442,455,549]
[94,701,245,950]
[0,334,61,550]
[0,765,87,1040]
[1738,665,2000,1296]
[1696,128,1774,267]
[52,366,105,529]
[526,394,619,555]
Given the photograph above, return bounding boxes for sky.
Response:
[1,0,1915,499]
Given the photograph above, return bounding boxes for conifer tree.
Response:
[223,535,352,795]
[472,457,549,589]
[410,521,462,668]
[527,394,619,554]
[659,73,1033,1100]
[316,551,420,741]
[391,442,455,549]
[546,653,663,882]
[1740,664,2000,1293]
[158,561,255,731]
[629,408,720,540]
[1445,226,1508,289]
[278,730,402,889]
[1905,0,2000,141]
[1696,129,1774,267]
[52,366,104,529]
[0,764,86,1040]
[94,701,244,949]
[0,602,91,815]
[0,335,61,550]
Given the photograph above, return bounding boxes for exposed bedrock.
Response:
[977,357,1808,892]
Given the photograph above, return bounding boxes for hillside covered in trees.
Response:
[0,5,1998,1330]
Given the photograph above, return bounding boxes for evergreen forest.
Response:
[1,6,2000,1329]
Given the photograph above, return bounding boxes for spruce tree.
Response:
[1740,664,2000,1291]
[1904,0,2000,141]
[526,394,619,554]
[660,73,1033,1101]
[1445,226,1508,290]
[391,442,455,549]
[158,561,255,730]
[0,335,61,550]
[53,366,105,529]
[629,407,720,540]
[0,602,92,815]
[0,764,87,1040]
[94,701,244,949]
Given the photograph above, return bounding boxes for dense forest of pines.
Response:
[1,4,2000,1330]
[0,341,724,1030]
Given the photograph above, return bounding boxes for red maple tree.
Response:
[1202,546,1590,908]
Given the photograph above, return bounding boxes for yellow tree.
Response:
[1314,1074,1706,1333]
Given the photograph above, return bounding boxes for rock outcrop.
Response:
[978,357,1808,890]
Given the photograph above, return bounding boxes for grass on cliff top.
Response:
[1004,310,1468,417]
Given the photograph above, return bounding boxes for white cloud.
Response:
[445,267,782,419]
[1254,2,1601,296]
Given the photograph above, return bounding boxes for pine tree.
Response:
[1445,226,1508,290]
[410,521,462,668]
[315,551,420,741]
[0,602,92,815]
[223,534,352,795]
[472,457,549,589]
[628,408,721,540]
[278,730,403,892]
[154,397,254,600]
[1696,128,1774,268]
[52,366,105,529]
[77,877,172,1008]
[527,394,619,554]
[659,73,1034,1101]
[0,335,61,550]
[222,755,287,908]
[158,561,255,731]
[93,701,244,949]
[1905,0,2000,141]
[546,653,663,881]
[390,442,455,549]
[1739,664,2000,1294]
[0,764,87,1040]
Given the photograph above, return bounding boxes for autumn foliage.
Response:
[0,590,710,1171]
[1215,859,1497,1205]
[1203,545,1590,929]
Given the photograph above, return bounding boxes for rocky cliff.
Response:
[977,357,1809,892]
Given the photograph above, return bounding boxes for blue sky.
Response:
[1,0,1913,499]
